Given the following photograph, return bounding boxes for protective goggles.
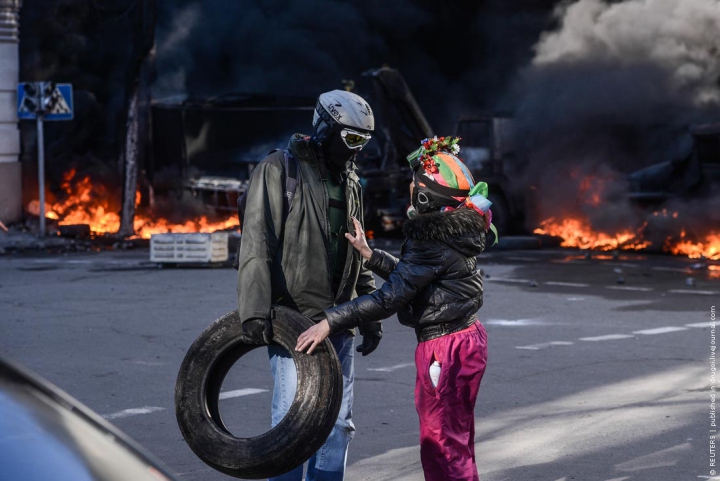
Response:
[340,129,372,150]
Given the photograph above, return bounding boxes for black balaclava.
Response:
[312,118,356,173]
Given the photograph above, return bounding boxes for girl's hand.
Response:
[346,216,373,260]
[295,319,331,354]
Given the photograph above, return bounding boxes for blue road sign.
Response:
[17,82,73,121]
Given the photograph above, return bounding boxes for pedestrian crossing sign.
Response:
[17,82,74,121]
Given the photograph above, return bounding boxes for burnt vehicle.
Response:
[628,123,720,204]
[0,356,180,481]
[150,94,315,212]
[149,68,527,234]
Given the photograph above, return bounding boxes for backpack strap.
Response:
[283,150,298,214]
[233,149,297,270]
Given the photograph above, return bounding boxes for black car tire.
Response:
[175,306,343,479]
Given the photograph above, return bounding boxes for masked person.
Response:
[296,137,492,481]
[236,90,382,481]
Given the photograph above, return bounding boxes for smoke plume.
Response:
[513,0,720,238]
[154,1,556,131]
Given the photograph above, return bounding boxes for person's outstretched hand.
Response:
[295,319,331,354]
[346,217,372,260]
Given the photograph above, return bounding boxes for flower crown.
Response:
[407,136,461,174]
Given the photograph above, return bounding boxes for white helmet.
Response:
[312,90,374,133]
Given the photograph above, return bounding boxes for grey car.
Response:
[0,357,180,481]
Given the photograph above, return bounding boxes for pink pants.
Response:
[414,321,488,481]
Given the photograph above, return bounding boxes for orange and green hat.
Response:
[407,136,474,199]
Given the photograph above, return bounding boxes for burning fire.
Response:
[709,266,720,279]
[535,217,720,260]
[30,169,238,239]
[534,217,651,251]
[534,173,720,260]
[664,231,720,260]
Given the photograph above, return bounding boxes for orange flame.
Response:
[534,173,718,259]
[133,216,240,240]
[536,216,720,260]
[664,232,720,260]
[534,217,651,251]
[31,169,239,239]
[709,265,720,279]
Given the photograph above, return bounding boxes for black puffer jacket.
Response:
[324,208,485,334]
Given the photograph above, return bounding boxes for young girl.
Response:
[296,137,492,481]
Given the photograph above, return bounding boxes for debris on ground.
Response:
[58,224,91,238]
[0,223,147,255]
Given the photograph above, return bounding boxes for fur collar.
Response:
[403,208,485,241]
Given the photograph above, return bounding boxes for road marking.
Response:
[368,363,414,372]
[605,285,654,292]
[102,389,268,420]
[103,406,165,420]
[506,256,537,262]
[132,360,168,366]
[545,281,589,287]
[580,334,635,341]
[516,341,574,350]
[485,318,545,326]
[687,322,711,328]
[633,326,689,335]
[219,388,268,400]
[653,266,688,272]
[566,297,586,301]
[669,289,719,295]
[696,476,720,480]
[486,278,532,284]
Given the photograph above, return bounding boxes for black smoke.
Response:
[154,0,557,132]
[508,0,720,242]
[20,0,559,198]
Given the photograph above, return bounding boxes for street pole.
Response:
[37,112,45,236]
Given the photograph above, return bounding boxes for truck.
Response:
[628,123,720,204]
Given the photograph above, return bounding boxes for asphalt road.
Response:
[0,246,716,481]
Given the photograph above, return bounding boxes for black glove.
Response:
[241,318,273,345]
[357,322,382,356]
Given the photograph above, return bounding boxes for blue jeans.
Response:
[268,332,356,481]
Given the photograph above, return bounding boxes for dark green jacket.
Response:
[237,134,377,325]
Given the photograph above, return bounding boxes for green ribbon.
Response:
[406,147,423,166]
[468,181,497,245]
[469,181,488,198]
[489,223,499,246]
